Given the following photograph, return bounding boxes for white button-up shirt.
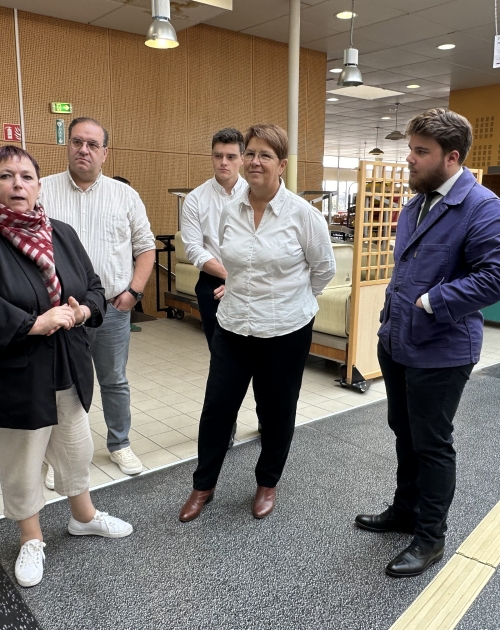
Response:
[181,175,247,270]
[217,181,336,338]
[41,170,155,300]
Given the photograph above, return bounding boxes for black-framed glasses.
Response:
[69,137,103,152]
[243,150,277,163]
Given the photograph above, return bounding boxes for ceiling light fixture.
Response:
[329,68,343,73]
[327,97,339,101]
[145,0,178,49]
[369,127,384,155]
[336,11,357,19]
[437,43,455,50]
[407,84,420,89]
[337,0,363,87]
[381,116,391,120]
[385,102,405,141]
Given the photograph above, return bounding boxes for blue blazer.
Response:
[378,168,500,368]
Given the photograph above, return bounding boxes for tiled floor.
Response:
[2,319,500,517]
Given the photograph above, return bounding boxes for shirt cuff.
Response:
[420,293,433,314]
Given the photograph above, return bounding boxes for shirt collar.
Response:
[435,167,463,198]
[66,168,102,193]
[211,174,243,197]
[241,179,287,216]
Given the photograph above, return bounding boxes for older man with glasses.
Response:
[41,117,155,479]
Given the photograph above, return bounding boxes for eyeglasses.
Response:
[243,150,278,163]
[69,137,104,152]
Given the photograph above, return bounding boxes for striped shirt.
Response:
[41,170,155,300]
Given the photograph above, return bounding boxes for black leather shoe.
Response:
[386,542,444,578]
[227,422,237,450]
[355,506,415,534]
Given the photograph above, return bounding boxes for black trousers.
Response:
[193,320,314,491]
[195,271,224,351]
[378,341,473,549]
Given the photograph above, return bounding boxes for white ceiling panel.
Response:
[394,59,460,79]
[90,4,151,34]
[443,49,499,73]
[203,0,287,30]
[299,0,405,31]
[356,14,451,47]
[308,31,388,59]
[399,31,493,58]
[0,0,121,23]
[358,48,433,70]
[416,0,494,31]
[242,17,336,44]
[380,0,452,11]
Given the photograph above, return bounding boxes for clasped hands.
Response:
[30,296,89,336]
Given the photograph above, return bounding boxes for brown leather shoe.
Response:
[252,485,276,519]
[179,488,215,522]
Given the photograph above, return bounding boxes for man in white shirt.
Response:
[41,117,155,476]
[181,128,246,448]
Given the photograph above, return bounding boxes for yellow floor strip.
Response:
[457,501,500,567]
[389,555,494,630]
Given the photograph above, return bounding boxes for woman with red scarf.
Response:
[0,146,133,588]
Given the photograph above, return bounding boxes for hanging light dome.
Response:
[385,102,404,140]
[145,0,178,49]
[337,0,363,87]
[369,127,384,155]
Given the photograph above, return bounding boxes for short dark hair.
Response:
[244,123,288,161]
[0,145,40,179]
[68,117,109,148]
[211,128,244,153]
[113,176,130,185]
[406,108,473,165]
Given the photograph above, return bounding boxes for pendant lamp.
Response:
[368,127,384,156]
[337,0,363,87]
[385,102,405,141]
[145,0,179,49]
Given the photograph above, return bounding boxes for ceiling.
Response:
[2,0,499,161]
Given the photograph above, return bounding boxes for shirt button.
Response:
[401,256,407,262]
[394,286,399,292]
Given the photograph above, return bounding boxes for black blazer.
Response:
[0,219,106,430]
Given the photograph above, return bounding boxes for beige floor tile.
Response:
[139,449,181,469]
[90,431,107,451]
[96,463,130,481]
[131,380,167,393]
[161,415,199,430]
[314,399,354,414]
[145,405,193,421]
[163,380,201,394]
[129,436,165,455]
[135,421,174,438]
[154,392,192,405]
[178,425,200,440]
[131,411,162,427]
[167,440,198,459]
[235,425,259,440]
[295,405,330,419]
[90,421,108,438]
[131,398,167,413]
[130,391,154,404]
[150,430,192,448]
[171,400,203,414]
[92,449,111,467]
[333,392,384,407]
[88,410,105,425]
[89,467,113,487]
[0,495,4,517]
[299,392,331,405]
[43,486,62,501]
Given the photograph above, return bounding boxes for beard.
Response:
[409,161,448,194]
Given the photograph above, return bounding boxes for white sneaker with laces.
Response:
[45,464,55,490]
[15,540,46,588]
[109,446,143,475]
[68,510,133,538]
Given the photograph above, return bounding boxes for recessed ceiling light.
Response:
[407,84,420,89]
[437,43,455,50]
[327,97,339,101]
[329,68,343,73]
[336,11,357,19]
[381,116,391,120]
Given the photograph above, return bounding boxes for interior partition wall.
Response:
[0,7,326,315]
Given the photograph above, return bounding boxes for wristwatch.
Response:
[127,287,144,301]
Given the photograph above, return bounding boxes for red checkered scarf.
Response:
[0,203,61,306]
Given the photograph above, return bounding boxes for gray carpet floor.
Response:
[1,368,499,630]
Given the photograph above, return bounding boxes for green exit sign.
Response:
[50,102,72,114]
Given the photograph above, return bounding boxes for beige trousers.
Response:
[0,385,94,521]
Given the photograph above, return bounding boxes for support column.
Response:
[287,0,300,193]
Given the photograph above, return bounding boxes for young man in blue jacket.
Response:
[355,109,500,578]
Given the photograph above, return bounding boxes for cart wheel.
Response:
[175,310,185,320]
[166,307,174,319]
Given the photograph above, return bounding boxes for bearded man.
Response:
[355,109,500,578]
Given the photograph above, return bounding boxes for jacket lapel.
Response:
[2,239,51,311]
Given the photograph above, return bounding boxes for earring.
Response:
[35,198,42,208]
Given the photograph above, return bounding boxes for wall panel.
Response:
[0,8,20,142]
[19,12,111,145]
[187,24,253,156]
[306,49,326,165]
[110,29,188,153]
[252,37,288,134]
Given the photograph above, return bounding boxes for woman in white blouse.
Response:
[179,124,336,522]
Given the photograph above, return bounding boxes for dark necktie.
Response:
[417,191,440,227]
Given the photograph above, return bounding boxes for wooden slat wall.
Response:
[2,11,326,315]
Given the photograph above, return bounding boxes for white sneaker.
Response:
[15,540,46,588]
[109,446,143,475]
[68,510,133,538]
[45,464,55,490]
